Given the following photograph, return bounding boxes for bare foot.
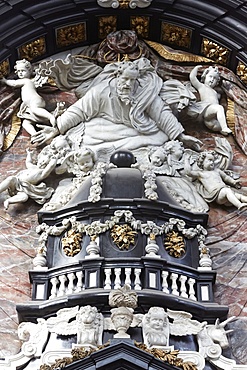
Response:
[238,203,247,211]
[220,128,232,136]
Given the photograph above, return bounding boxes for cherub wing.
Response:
[167,309,203,336]
[46,306,79,335]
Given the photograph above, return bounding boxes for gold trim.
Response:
[226,97,235,136]
[3,111,22,151]
[145,40,212,63]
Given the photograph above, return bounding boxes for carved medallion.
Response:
[201,38,229,66]
[164,231,186,258]
[61,229,83,257]
[18,37,46,61]
[110,224,137,250]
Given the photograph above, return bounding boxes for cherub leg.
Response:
[219,188,246,209]
[22,119,37,137]
[32,107,56,127]
[204,105,231,135]
[4,192,29,210]
[0,176,18,194]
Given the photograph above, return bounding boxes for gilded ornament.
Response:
[98,16,117,39]
[134,343,198,370]
[18,37,46,61]
[56,23,86,48]
[161,23,192,49]
[61,229,83,257]
[111,224,137,250]
[236,61,247,85]
[201,38,229,66]
[131,16,149,38]
[0,59,10,78]
[164,230,186,258]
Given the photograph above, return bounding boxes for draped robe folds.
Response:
[56,70,185,151]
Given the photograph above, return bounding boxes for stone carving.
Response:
[75,306,104,348]
[1,59,56,139]
[108,284,138,338]
[0,148,56,209]
[142,307,170,348]
[197,317,235,360]
[32,58,201,152]
[97,0,152,9]
[46,305,103,348]
[188,65,232,135]
[18,319,48,357]
[184,150,247,211]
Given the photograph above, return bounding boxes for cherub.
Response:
[55,147,95,176]
[1,59,56,138]
[189,65,232,135]
[184,151,247,211]
[0,147,57,209]
[142,307,169,348]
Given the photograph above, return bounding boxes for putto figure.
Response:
[142,306,170,348]
[188,65,232,135]
[184,151,247,211]
[1,59,56,138]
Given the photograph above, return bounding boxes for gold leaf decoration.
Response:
[3,110,22,152]
[201,38,229,66]
[145,40,212,63]
[98,16,117,39]
[161,23,192,49]
[0,59,10,78]
[236,61,247,85]
[134,342,198,370]
[164,230,186,258]
[131,16,149,38]
[111,224,137,250]
[119,0,130,8]
[56,23,86,48]
[18,37,46,61]
[61,229,83,257]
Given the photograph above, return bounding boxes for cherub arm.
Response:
[189,65,203,91]
[25,149,37,169]
[183,156,200,180]
[40,156,58,179]
[219,169,241,189]
[1,77,25,88]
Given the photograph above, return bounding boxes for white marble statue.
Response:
[0,147,57,209]
[31,58,202,152]
[184,150,247,210]
[1,59,56,138]
[142,307,170,348]
[188,65,232,135]
[75,305,103,348]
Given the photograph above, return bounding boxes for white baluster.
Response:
[57,274,67,297]
[104,268,112,289]
[161,271,169,293]
[125,268,132,287]
[134,268,142,290]
[114,268,121,289]
[75,271,84,292]
[188,278,197,301]
[67,272,75,294]
[179,275,188,298]
[171,273,179,296]
[50,277,59,299]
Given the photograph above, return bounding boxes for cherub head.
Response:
[201,66,220,88]
[74,147,95,172]
[164,140,184,161]
[197,151,216,171]
[14,59,33,79]
[148,146,166,167]
[145,307,168,331]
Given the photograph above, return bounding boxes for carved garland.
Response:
[39,342,198,370]
[35,210,207,260]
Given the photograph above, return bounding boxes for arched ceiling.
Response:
[0,0,247,83]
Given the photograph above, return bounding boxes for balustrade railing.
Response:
[30,258,215,303]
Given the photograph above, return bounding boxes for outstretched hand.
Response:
[177,133,203,152]
[31,125,59,146]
